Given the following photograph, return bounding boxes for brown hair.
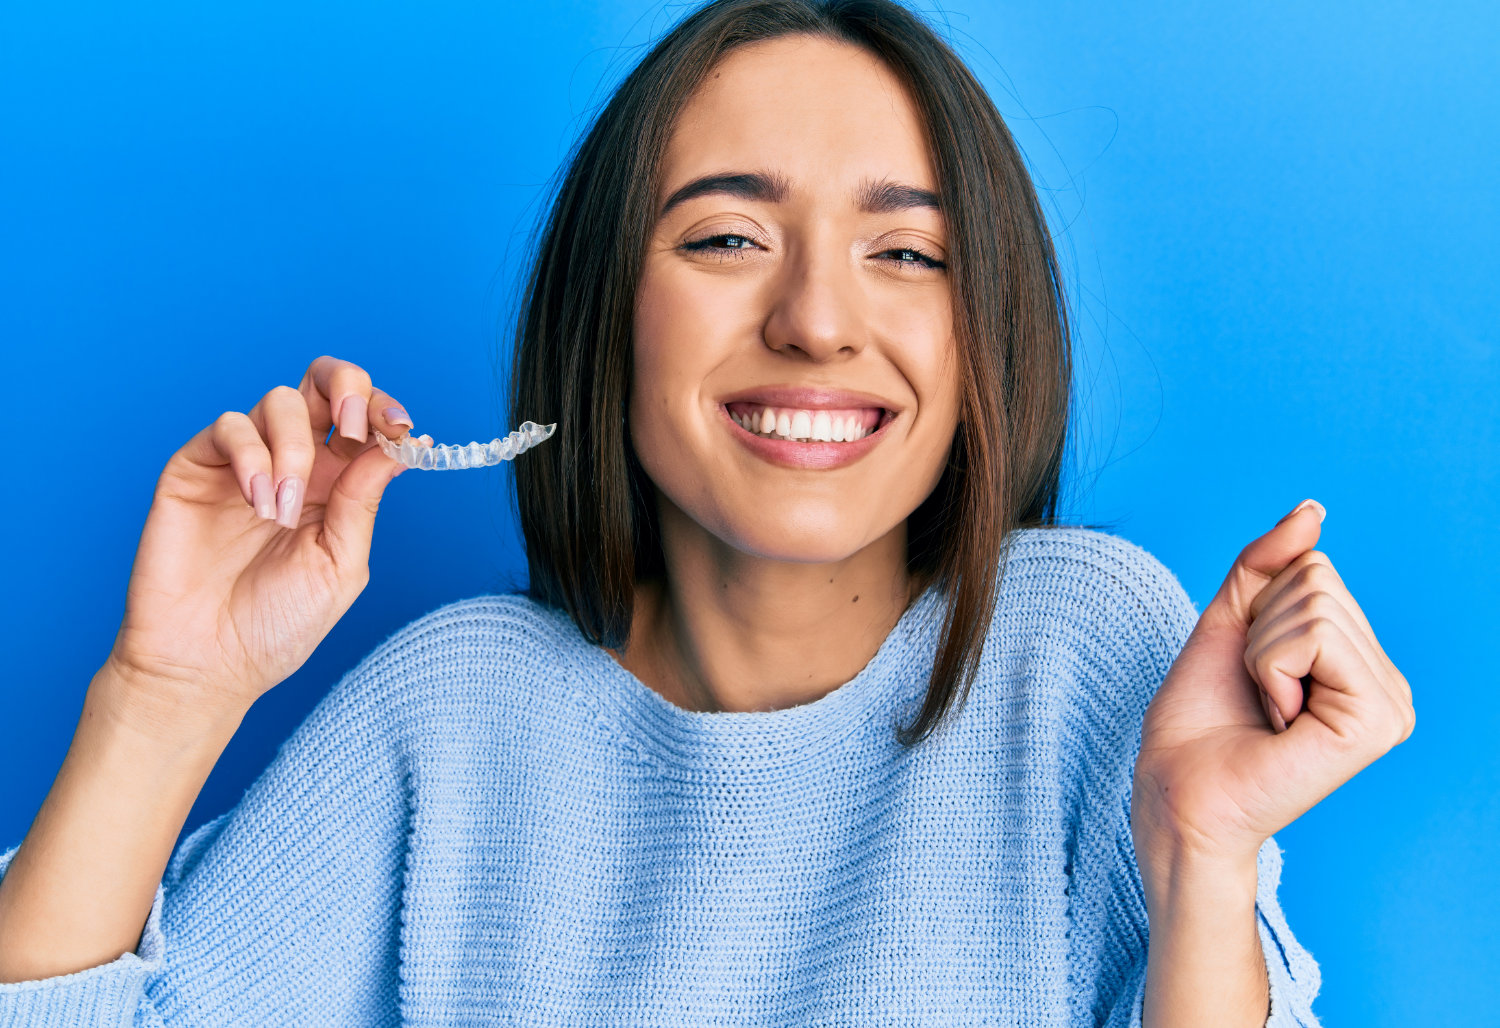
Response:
[509,0,1071,746]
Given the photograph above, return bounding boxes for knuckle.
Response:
[1293,558,1328,588]
[272,437,318,469]
[332,360,373,388]
[1307,615,1338,637]
[1388,709,1411,747]
[268,384,303,405]
[1299,590,1338,618]
[1291,615,1335,641]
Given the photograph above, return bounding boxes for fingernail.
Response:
[338,395,369,442]
[1278,498,1326,525]
[250,472,275,520]
[383,406,414,429]
[275,475,304,529]
[1266,696,1290,729]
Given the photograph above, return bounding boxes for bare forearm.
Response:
[1141,849,1269,1028]
[0,667,242,983]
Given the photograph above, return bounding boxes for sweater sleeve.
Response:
[1057,531,1322,1028]
[0,629,418,1027]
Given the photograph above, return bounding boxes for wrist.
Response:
[1136,835,1260,921]
[87,660,246,758]
[1139,847,1268,1028]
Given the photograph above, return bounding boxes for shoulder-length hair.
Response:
[510,0,1071,746]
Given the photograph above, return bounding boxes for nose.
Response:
[761,242,869,361]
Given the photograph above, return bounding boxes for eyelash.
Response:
[679,234,947,271]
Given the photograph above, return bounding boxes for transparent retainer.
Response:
[373,421,556,470]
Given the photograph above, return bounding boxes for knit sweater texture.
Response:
[0,527,1321,1026]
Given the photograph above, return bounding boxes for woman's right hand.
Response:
[95,356,418,738]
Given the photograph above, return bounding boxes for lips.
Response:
[718,385,899,412]
[720,399,894,471]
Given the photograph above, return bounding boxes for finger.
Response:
[177,412,276,519]
[323,387,417,464]
[1246,611,1382,729]
[1248,550,1377,642]
[299,355,375,443]
[1201,498,1326,633]
[1247,579,1388,687]
[320,444,407,573]
[368,386,415,439]
[1269,620,1415,758]
[248,385,317,530]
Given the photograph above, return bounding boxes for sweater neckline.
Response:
[568,584,944,767]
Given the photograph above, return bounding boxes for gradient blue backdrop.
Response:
[2,1,1495,1022]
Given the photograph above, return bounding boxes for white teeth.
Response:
[731,405,879,442]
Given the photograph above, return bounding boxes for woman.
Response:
[0,0,1412,1024]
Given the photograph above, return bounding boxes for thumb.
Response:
[321,445,407,572]
[1201,498,1326,632]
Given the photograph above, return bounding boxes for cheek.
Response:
[882,300,961,433]
[628,267,720,508]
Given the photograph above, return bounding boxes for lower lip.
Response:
[721,406,892,469]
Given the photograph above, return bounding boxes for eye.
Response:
[679,233,761,259]
[878,247,947,271]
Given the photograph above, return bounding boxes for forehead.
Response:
[661,34,937,198]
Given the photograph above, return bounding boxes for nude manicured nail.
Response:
[1277,497,1325,525]
[383,406,414,429]
[338,395,369,442]
[250,472,275,520]
[275,476,304,529]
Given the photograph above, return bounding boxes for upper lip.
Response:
[718,385,901,412]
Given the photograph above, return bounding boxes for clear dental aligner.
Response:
[373,421,557,470]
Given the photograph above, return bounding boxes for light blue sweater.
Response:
[0,527,1321,1026]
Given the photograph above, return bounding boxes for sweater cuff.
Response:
[0,843,160,1027]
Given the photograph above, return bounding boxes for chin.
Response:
[717,509,881,566]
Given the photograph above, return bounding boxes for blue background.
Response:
[1,1,1495,1021]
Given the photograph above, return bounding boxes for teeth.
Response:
[729,404,881,442]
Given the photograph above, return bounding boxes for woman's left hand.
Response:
[1131,499,1415,872]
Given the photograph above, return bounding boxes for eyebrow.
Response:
[854,178,942,215]
[657,171,942,220]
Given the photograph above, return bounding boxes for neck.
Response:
[614,502,918,714]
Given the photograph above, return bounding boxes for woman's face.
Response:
[632,34,960,568]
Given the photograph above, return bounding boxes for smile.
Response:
[725,402,888,443]
[718,399,896,472]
